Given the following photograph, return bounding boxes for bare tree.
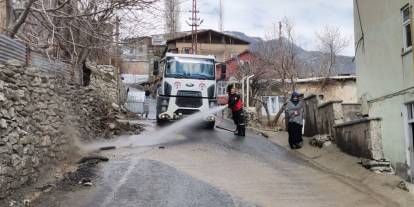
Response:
[316,26,350,88]
[234,52,275,126]
[255,18,299,127]
[165,0,180,37]
[3,0,161,83]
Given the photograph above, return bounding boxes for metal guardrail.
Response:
[0,34,26,64]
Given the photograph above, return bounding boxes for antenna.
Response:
[186,0,203,54]
[219,0,224,32]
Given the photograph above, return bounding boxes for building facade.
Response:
[216,50,253,105]
[296,76,357,103]
[354,0,414,180]
[166,29,250,63]
[120,36,165,84]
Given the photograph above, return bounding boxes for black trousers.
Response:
[232,110,246,136]
[288,122,303,148]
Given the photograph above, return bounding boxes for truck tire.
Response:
[156,115,166,126]
[206,121,215,129]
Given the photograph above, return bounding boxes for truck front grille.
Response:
[176,90,203,108]
[176,97,203,108]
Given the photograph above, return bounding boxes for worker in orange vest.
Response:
[227,84,246,137]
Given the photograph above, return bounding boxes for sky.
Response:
[175,0,355,56]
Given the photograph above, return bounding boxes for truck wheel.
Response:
[206,121,215,129]
[156,115,167,126]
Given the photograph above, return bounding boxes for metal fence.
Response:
[0,34,72,76]
[126,91,145,114]
[0,34,27,64]
[28,52,71,77]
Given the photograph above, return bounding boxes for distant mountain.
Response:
[224,31,263,46]
[225,31,355,77]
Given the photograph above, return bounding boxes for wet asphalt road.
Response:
[38,115,392,207]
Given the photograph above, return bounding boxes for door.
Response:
[406,103,414,182]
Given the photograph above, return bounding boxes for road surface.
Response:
[35,114,397,207]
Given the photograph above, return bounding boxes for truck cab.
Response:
[154,53,217,128]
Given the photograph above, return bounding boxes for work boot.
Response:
[239,125,246,137]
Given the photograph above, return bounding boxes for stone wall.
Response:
[0,61,140,199]
[342,104,363,122]
[0,62,75,198]
[334,118,383,160]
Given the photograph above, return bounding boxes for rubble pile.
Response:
[359,158,395,174]
[0,60,143,199]
[310,134,333,148]
[69,88,144,141]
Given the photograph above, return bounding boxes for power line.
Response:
[186,0,203,54]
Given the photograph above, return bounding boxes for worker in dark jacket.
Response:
[285,92,305,149]
[227,84,246,136]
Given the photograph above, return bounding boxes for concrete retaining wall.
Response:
[334,118,383,160]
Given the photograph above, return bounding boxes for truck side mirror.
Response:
[153,60,159,76]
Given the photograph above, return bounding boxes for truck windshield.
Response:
[165,57,215,80]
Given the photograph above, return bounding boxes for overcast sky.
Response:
[176,0,355,56]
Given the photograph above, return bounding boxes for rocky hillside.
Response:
[225,31,356,77]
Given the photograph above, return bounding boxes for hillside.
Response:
[225,31,356,77]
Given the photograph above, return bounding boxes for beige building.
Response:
[296,76,357,103]
[166,29,250,62]
[354,0,414,180]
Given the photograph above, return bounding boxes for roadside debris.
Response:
[358,158,395,174]
[310,134,332,148]
[77,155,109,164]
[99,146,116,151]
[57,160,99,191]
[259,132,269,138]
[35,184,55,193]
[159,146,166,149]
[397,181,410,192]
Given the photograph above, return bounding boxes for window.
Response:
[402,5,412,51]
[217,81,228,96]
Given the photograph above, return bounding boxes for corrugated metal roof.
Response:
[0,34,26,64]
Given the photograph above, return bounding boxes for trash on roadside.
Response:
[79,178,93,187]
[99,146,116,151]
[310,134,331,148]
[396,181,410,192]
[358,158,395,174]
[77,155,109,164]
[159,146,166,149]
[35,184,55,192]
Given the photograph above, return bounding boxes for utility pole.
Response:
[187,0,203,54]
[219,0,224,32]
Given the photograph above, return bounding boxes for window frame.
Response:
[402,5,413,52]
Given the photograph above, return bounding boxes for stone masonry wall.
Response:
[0,62,74,198]
[0,61,141,199]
